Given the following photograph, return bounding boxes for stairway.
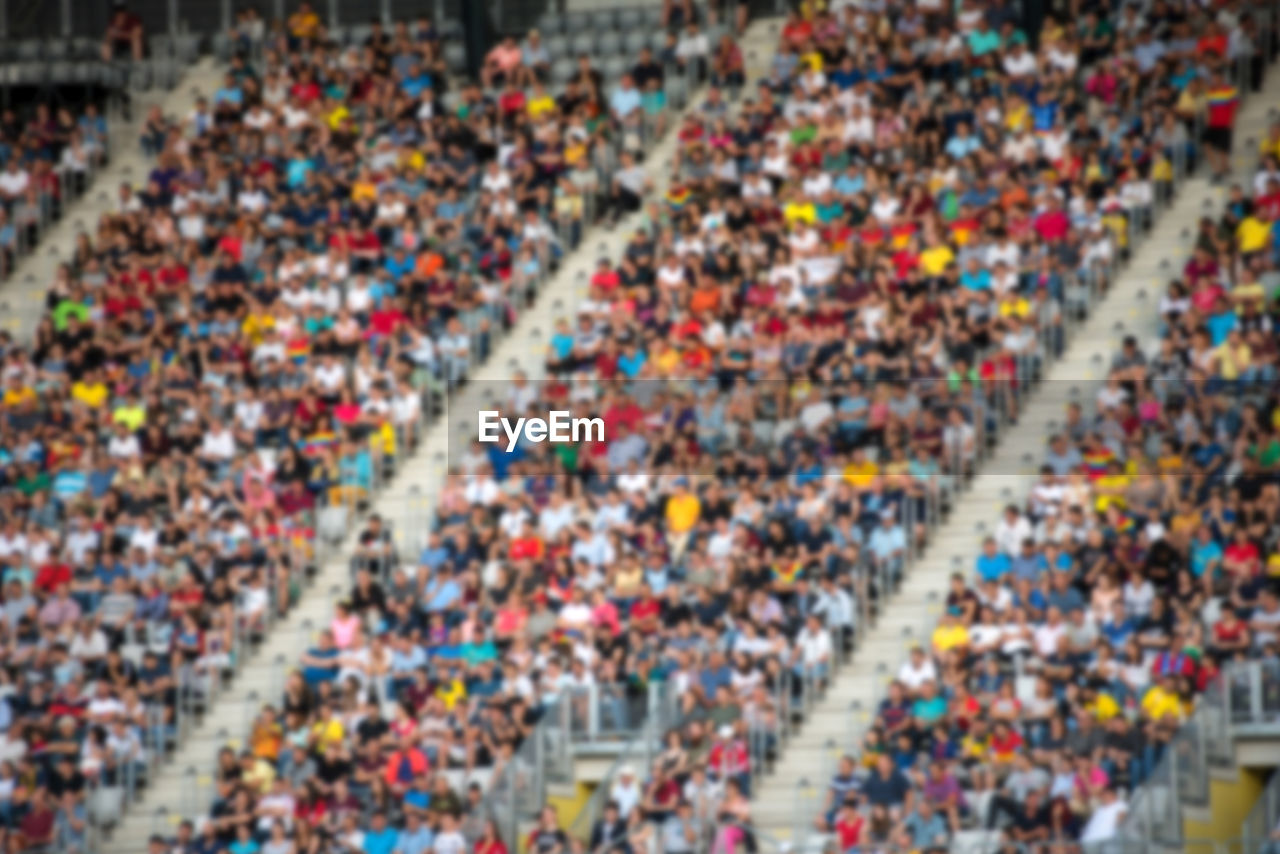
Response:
[748,50,1280,853]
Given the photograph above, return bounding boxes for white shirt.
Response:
[994,515,1033,556]
[433,831,467,854]
[0,169,30,197]
[797,628,833,665]
[1080,799,1127,843]
[201,428,236,460]
[897,658,938,690]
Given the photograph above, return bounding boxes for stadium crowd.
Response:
[0,4,696,854]
[0,0,1276,851]
[0,102,111,280]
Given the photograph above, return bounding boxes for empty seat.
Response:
[569,32,595,57]
[667,75,688,108]
[597,31,622,58]
[348,24,373,45]
[16,41,42,61]
[536,12,566,35]
[45,41,69,60]
[601,55,628,82]
[443,42,466,72]
[588,9,617,31]
[71,37,100,60]
[128,63,152,91]
[617,8,645,31]
[623,31,647,56]
[543,34,568,60]
[175,34,201,63]
[563,11,593,32]
[550,57,575,85]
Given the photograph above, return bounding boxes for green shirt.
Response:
[52,300,90,331]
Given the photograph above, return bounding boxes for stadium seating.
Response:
[0,5,711,854]
[3,0,1279,853]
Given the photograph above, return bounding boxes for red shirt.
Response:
[990,729,1024,760]
[368,307,406,336]
[835,814,865,850]
[34,563,72,594]
[629,597,660,629]
[1034,209,1070,242]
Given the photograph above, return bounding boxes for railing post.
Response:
[1251,660,1265,721]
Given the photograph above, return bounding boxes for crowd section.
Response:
[206,0,1278,850]
[0,4,705,854]
[806,15,1280,854]
[0,0,1274,851]
[0,103,111,281]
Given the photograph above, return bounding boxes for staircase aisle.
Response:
[747,53,1280,853]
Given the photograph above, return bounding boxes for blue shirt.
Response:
[1190,539,1223,577]
[425,578,461,612]
[302,647,339,685]
[396,826,434,854]
[869,526,906,561]
[975,552,1010,582]
[945,136,981,159]
[363,828,398,854]
[1206,311,1237,345]
[610,86,642,117]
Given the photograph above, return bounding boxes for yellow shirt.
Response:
[310,717,345,750]
[1093,474,1130,512]
[243,757,276,795]
[351,177,378,202]
[2,386,35,407]
[1237,217,1272,253]
[1216,342,1251,380]
[288,10,320,38]
[527,94,556,118]
[113,405,147,431]
[783,201,817,225]
[71,381,108,409]
[1004,104,1029,133]
[436,678,467,710]
[998,296,1031,318]
[666,493,702,533]
[1087,692,1120,721]
[932,623,970,653]
[842,460,879,490]
[1260,134,1280,161]
[919,245,955,276]
[1141,686,1185,723]
[1232,280,1266,305]
[241,313,275,345]
[327,105,352,131]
